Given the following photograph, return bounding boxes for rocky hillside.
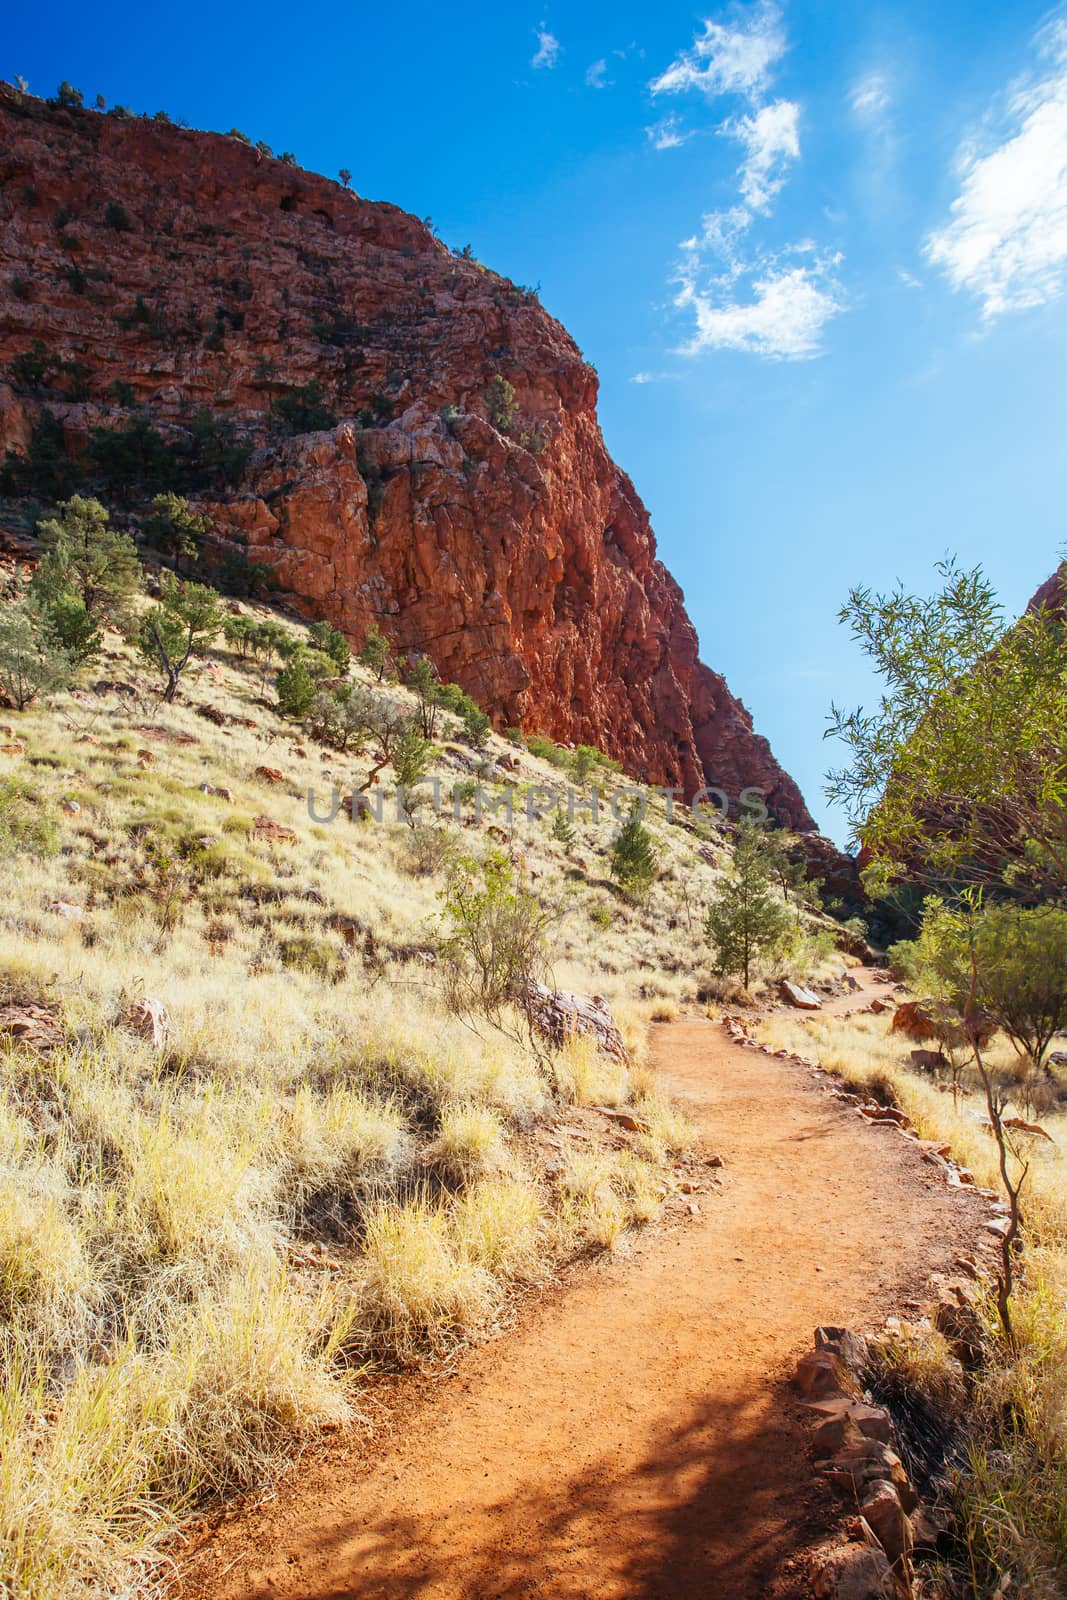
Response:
[0,84,813,828]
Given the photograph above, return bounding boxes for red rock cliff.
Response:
[0,87,813,827]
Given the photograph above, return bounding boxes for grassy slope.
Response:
[2,598,810,1599]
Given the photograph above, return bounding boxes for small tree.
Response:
[140,492,210,574]
[308,619,351,674]
[550,806,575,847]
[913,895,1036,1344]
[358,624,391,681]
[405,657,443,738]
[393,724,434,826]
[138,572,224,702]
[34,495,141,625]
[339,167,352,188]
[703,820,791,989]
[437,849,557,1032]
[276,652,317,720]
[0,601,73,710]
[917,901,1067,1087]
[610,802,659,900]
[44,593,101,668]
[571,745,602,785]
[462,703,491,748]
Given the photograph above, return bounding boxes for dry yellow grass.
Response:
[0,612,727,1597]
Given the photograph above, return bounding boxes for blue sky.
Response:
[8,2,1067,841]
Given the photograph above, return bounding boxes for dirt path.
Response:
[185,1000,988,1600]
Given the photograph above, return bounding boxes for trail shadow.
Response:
[237,1378,831,1600]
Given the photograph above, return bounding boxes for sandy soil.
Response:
[182,990,991,1599]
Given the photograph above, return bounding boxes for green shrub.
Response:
[610,803,659,902]
[9,340,53,390]
[0,601,74,710]
[0,410,78,500]
[34,495,141,626]
[279,936,341,981]
[276,653,317,720]
[485,375,517,433]
[88,417,179,497]
[308,620,350,674]
[0,776,59,858]
[53,82,84,109]
[270,382,336,436]
[103,201,132,231]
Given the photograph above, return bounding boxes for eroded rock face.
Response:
[0,88,813,824]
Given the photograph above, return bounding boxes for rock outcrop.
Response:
[0,86,813,824]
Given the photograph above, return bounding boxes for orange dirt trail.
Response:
[185,998,988,1600]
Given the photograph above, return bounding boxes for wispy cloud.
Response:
[650,1,786,103]
[727,98,800,211]
[645,114,691,150]
[925,19,1067,318]
[675,237,845,359]
[849,71,891,123]
[532,24,560,70]
[586,58,609,89]
[649,4,843,359]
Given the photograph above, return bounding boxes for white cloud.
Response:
[925,20,1067,317]
[897,267,923,290]
[675,253,845,358]
[646,114,691,150]
[650,5,845,359]
[727,98,800,211]
[850,71,891,123]
[586,58,609,89]
[650,2,786,104]
[532,24,560,70]
[631,372,655,383]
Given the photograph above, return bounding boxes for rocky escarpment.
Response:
[0,84,813,826]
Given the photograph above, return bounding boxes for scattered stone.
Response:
[252,815,298,844]
[813,1543,893,1600]
[891,997,996,1048]
[255,765,287,785]
[341,791,374,822]
[860,1479,913,1565]
[120,996,171,1048]
[0,1002,64,1054]
[867,998,890,1014]
[780,979,822,1010]
[858,1104,910,1127]
[910,1504,953,1554]
[47,900,83,920]
[909,1048,945,1073]
[706,1153,724,1168]
[597,1107,645,1133]
[525,981,629,1063]
[934,1294,984,1369]
[807,1400,894,1456]
[796,1349,853,1401]
[196,704,226,726]
[61,799,81,815]
[200,783,236,804]
[823,1439,916,1511]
